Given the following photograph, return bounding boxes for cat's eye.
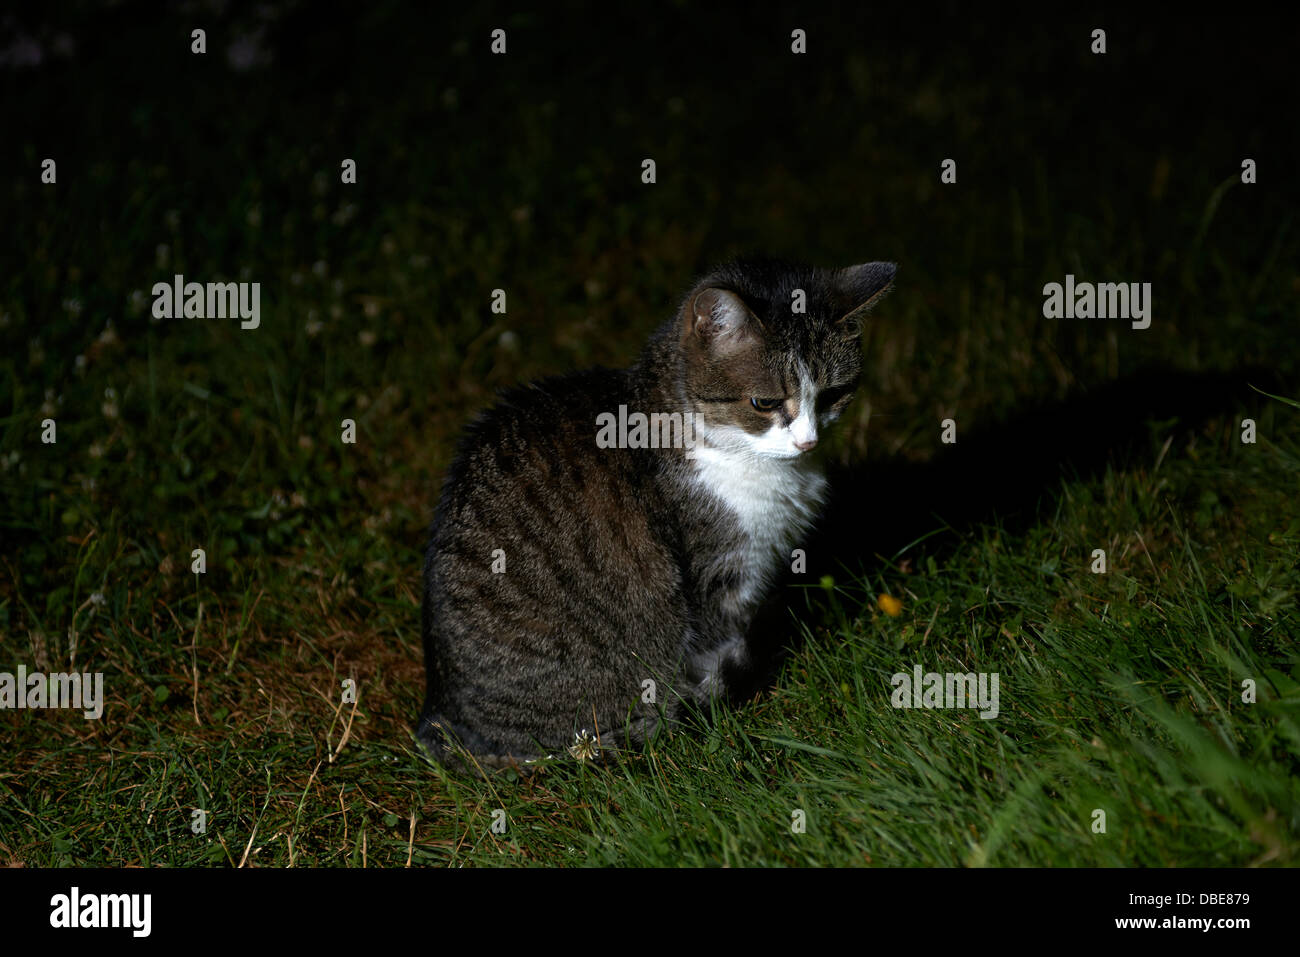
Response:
[750,397,782,412]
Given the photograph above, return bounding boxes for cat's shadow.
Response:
[733,364,1279,698]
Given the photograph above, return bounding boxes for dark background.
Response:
[5,0,1295,607]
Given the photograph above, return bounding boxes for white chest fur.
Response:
[689,446,828,608]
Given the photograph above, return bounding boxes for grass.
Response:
[6,412,1296,867]
[1,5,1297,866]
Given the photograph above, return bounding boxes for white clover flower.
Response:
[568,729,600,762]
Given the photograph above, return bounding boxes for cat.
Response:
[416,257,896,767]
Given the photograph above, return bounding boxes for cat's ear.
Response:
[834,262,897,332]
[687,287,761,352]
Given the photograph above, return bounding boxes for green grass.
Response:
[4,409,1296,866]
[1,7,1297,866]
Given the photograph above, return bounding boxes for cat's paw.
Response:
[689,636,749,701]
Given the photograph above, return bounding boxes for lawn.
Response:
[1,4,1296,866]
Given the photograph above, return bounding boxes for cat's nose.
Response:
[790,414,817,451]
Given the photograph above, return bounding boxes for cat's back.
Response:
[420,365,688,758]
[428,366,670,598]
[433,366,651,526]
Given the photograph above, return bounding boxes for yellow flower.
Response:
[877,593,903,617]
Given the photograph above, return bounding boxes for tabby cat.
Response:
[417,258,896,765]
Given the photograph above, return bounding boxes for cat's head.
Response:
[678,258,896,459]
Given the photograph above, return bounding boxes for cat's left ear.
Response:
[834,262,897,331]
[687,287,762,353]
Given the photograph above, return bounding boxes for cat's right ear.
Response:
[834,262,897,331]
[686,288,760,352]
